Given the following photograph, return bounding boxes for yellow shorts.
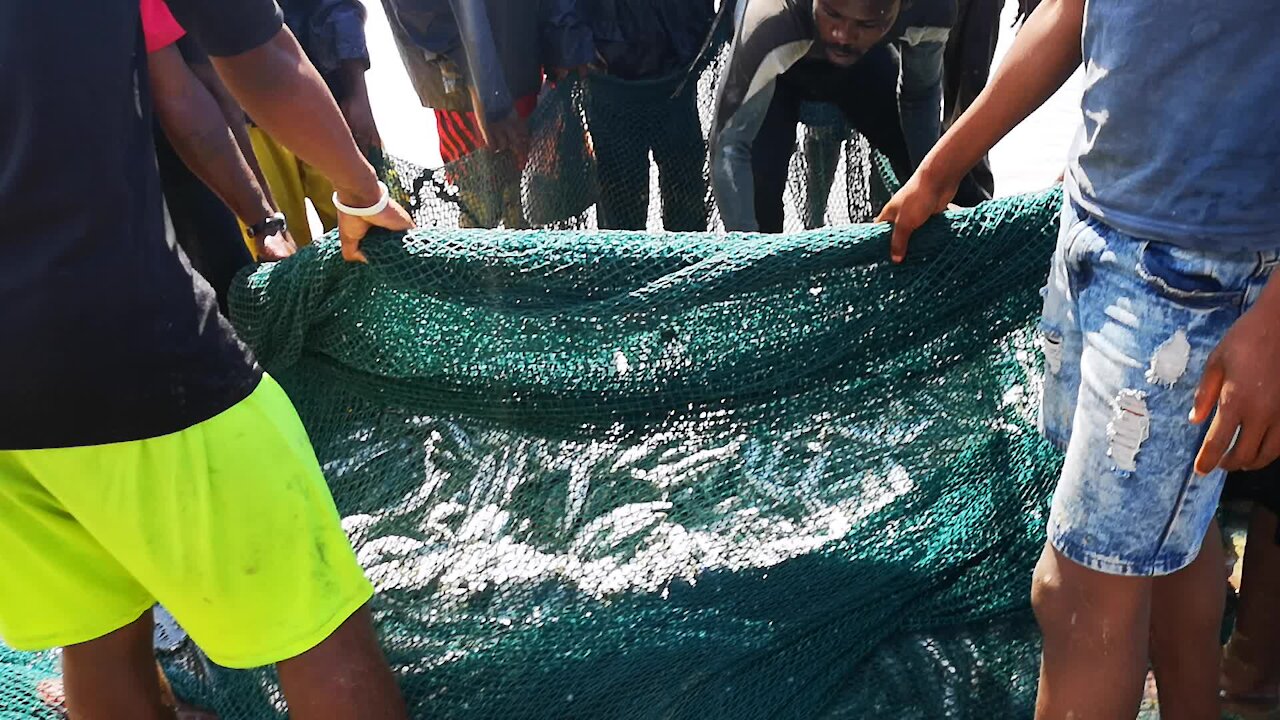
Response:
[0,375,372,669]
[240,126,338,257]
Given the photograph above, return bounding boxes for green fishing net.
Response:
[208,186,1063,718]
[0,17,1089,717]
[0,185,1068,718]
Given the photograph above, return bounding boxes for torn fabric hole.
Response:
[1106,390,1149,473]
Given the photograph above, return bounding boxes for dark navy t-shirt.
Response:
[0,0,282,449]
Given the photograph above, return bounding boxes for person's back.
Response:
[1068,0,1280,251]
[0,0,254,447]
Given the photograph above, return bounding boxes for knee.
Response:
[1031,545,1148,641]
[1031,551,1073,633]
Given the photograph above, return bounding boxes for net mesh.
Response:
[0,20,1088,718]
[0,186,1068,719]
[374,35,890,235]
[229,187,1065,719]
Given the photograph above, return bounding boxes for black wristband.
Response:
[246,212,286,240]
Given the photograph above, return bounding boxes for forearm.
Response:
[918,0,1083,187]
[339,58,371,104]
[149,46,274,224]
[159,109,274,224]
[211,28,380,206]
[190,58,276,210]
[227,112,275,209]
[711,140,758,232]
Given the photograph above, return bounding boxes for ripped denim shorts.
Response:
[1039,200,1278,576]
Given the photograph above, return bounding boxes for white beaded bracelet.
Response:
[332,181,390,217]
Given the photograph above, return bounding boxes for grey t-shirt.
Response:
[1066,0,1280,251]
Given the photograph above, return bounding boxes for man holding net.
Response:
[709,0,913,233]
[0,0,414,717]
[880,0,1280,715]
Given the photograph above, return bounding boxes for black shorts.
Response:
[1224,460,1280,543]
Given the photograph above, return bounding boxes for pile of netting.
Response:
[0,184,1068,718]
[373,20,892,234]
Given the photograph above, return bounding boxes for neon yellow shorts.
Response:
[0,375,372,669]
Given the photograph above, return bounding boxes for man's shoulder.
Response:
[734,0,812,58]
[738,0,811,36]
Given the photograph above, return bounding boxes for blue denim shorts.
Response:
[1039,200,1279,576]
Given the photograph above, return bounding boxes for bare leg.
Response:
[1222,506,1280,705]
[61,608,174,720]
[1149,520,1226,720]
[1032,543,1151,719]
[276,605,407,720]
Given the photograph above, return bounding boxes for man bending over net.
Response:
[0,0,414,717]
[709,0,912,233]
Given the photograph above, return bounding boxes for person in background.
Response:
[0,0,415,716]
[579,0,716,232]
[710,0,912,233]
[799,0,987,229]
[941,0,1040,198]
[880,0,1280,714]
[243,0,380,248]
[1220,461,1280,712]
[379,0,594,228]
[896,0,990,206]
[144,0,295,313]
[894,0,952,179]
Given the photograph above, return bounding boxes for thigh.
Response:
[248,127,313,246]
[1038,200,1093,450]
[21,375,373,669]
[655,87,708,160]
[588,86,652,188]
[0,454,152,652]
[1046,212,1273,577]
[301,162,338,233]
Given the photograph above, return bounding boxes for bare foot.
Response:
[35,678,68,718]
[1222,631,1280,710]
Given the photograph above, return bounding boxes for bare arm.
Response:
[337,58,382,154]
[185,47,275,209]
[209,27,413,260]
[877,0,1085,260]
[149,43,275,228]
[211,29,379,207]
